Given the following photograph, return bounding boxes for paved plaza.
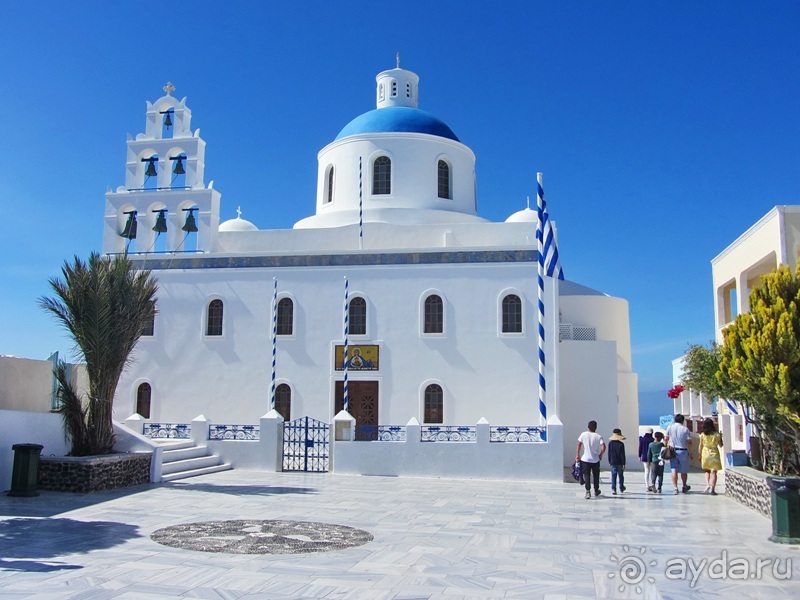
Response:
[0,469,797,599]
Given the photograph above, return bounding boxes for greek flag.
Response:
[536,173,564,281]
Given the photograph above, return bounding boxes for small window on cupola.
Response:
[391,80,398,97]
[325,165,334,204]
[373,157,391,195]
[406,82,412,98]
[378,84,385,102]
[438,160,451,199]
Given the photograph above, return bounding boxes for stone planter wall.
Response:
[725,466,772,518]
[39,452,152,493]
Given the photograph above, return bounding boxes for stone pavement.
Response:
[0,469,797,599]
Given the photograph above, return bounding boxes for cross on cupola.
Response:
[163,81,175,96]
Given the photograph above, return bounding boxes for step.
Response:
[161,463,233,482]
[152,439,195,450]
[162,445,210,463]
[161,455,223,475]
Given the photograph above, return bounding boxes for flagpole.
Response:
[536,172,548,428]
[343,276,349,413]
[271,277,277,411]
[536,172,565,428]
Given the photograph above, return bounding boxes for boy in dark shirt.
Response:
[608,428,627,494]
[647,431,665,493]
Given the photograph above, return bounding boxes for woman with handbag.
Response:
[699,418,723,495]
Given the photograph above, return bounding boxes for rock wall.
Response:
[725,466,771,518]
[39,453,152,493]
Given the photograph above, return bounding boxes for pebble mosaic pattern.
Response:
[150,519,373,554]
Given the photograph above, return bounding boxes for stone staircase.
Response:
[156,440,232,481]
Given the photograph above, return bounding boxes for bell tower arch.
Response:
[103,82,221,255]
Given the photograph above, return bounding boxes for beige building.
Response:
[673,206,800,463]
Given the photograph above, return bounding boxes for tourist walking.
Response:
[639,427,655,491]
[608,428,627,495]
[665,414,693,494]
[648,431,665,493]
[576,420,606,499]
[699,417,723,495]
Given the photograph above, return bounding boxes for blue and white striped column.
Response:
[536,172,547,427]
[358,157,364,250]
[343,276,349,413]
[270,277,277,410]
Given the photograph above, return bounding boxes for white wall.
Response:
[559,340,622,466]
[331,420,564,481]
[0,409,69,492]
[114,260,560,431]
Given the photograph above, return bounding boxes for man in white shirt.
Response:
[665,414,693,494]
[576,420,606,500]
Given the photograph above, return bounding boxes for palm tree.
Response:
[39,253,158,455]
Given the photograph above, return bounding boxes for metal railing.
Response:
[143,423,191,439]
[209,424,260,440]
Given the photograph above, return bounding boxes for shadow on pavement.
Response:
[0,517,141,572]
[164,481,319,496]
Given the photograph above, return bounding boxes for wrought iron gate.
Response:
[282,417,330,472]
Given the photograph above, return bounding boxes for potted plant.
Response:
[38,253,158,487]
[715,266,800,543]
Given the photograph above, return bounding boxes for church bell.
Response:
[182,208,198,233]
[163,109,173,129]
[143,157,158,178]
[172,156,185,175]
[120,211,138,239]
[152,209,168,233]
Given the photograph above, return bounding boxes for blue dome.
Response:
[336,107,459,142]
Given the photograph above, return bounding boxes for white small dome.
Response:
[219,207,258,232]
[505,207,537,223]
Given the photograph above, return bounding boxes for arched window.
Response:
[142,311,155,337]
[378,83,385,102]
[373,156,391,195]
[502,294,522,333]
[136,383,152,418]
[206,299,223,336]
[438,160,451,199]
[275,383,291,421]
[424,384,443,424]
[277,298,293,336]
[424,295,443,334]
[349,297,367,335]
[325,166,334,204]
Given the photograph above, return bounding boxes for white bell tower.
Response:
[103,82,221,255]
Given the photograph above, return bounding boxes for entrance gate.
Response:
[282,417,330,472]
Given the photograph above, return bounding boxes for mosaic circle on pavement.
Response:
[150,519,374,554]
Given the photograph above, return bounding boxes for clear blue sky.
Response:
[1,2,798,421]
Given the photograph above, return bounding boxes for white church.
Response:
[103,63,639,478]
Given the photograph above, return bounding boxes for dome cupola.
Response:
[295,60,484,230]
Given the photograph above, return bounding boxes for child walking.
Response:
[608,428,627,494]
[647,431,665,493]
